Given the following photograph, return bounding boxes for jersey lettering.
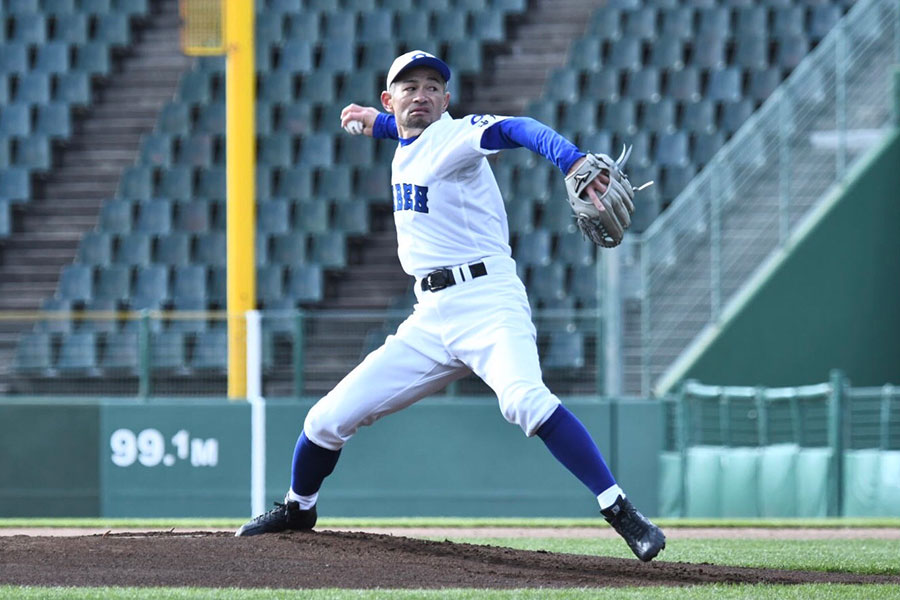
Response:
[393,183,429,214]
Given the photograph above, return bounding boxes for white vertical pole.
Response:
[246,310,265,517]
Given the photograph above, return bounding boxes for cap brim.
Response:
[390,56,451,86]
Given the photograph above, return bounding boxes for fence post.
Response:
[137,310,150,400]
[293,309,305,398]
[676,381,692,517]
[602,248,621,396]
[827,369,846,516]
[756,387,769,446]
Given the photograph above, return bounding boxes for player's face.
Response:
[382,67,450,136]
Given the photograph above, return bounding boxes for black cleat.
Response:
[601,495,666,562]
[235,499,317,537]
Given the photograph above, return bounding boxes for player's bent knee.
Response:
[303,402,352,452]
[497,381,561,437]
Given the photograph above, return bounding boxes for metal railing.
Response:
[630,0,900,396]
[0,307,604,399]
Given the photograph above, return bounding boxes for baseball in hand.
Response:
[344,120,364,135]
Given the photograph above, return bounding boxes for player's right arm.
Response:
[339,104,399,140]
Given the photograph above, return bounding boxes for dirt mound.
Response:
[1,530,897,589]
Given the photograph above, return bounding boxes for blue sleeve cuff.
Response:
[481,117,585,174]
[373,113,399,140]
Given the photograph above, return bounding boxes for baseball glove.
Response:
[564,146,644,248]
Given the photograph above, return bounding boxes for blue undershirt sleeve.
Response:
[373,113,399,140]
[480,117,585,174]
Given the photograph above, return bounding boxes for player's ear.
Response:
[441,91,450,113]
[381,90,394,113]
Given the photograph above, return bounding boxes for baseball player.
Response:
[236,51,665,562]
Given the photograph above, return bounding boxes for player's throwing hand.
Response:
[340,104,380,137]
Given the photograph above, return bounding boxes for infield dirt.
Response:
[2,529,900,589]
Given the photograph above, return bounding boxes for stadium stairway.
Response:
[457,0,596,117]
[0,0,189,391]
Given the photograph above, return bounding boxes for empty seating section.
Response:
[15,0,845,377]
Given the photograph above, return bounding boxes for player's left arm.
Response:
[480,117,609,199]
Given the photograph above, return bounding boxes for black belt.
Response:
[420,261,487,292]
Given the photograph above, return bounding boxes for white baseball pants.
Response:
[304,254,562,451]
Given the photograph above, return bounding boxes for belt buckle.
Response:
[425,268,452,292]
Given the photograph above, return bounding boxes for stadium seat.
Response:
[545,68,579,103]
[734,34,769,70]
[259,132,294,168]
[150,331,188,372]
[734,6,767,36]
[299,71,336,104]
[514,230,551,267]
[270,231,308,264]
[58,264,94,302]
[34,42,70,75]
[117,167,153,201]
[56,332,99,373]
[173,200,209,233]
[693,131,725,166]
[285,11,319,41]
[56,72,92,108]
[74,42,111,77]
[773,6,805,37]
[15,332,54,374]
[155,232,191,266]
[809,5,842,42]
[333,200,369,235]
[132,264,170,304]
[197,166,226,199]
[1,103,32,137]
[177,134,215,167]
[642,99,677,133]
[318,40,355,73]
[285,264,324,304]
[648,37,684,70]
[309,231,346,268]
[605,37,642,71]
[35,102,72,140]
[114,232,152,266]
[660,6,694,39]
[14,73,51,104]
[258,198,291,235]
[569,263,599,308]
[623,7,657,39]
[747,67,782,102]
[470,9,505,43]
[774,34,810,71]
[293,199,330,233]
[172,264,208,302]
[15,135,52,172]
[555,234,594,268]
[543,331,585,369]
[38,298,74,334]
[560,100,598,136]
[99,332,139,372]
[278,39,314,74]
[0,43,29,75]
[95,265,132,302]
[93,13,130,47]
[193,231,226,267]
[11,12,47,44]
[191,330,228,370]
[0,198,10,237]
[177,70,212,105]
[625,69,661,102]
[529,262,567,305]
[719,99,754,134]
[80,0,112,15]
[446,39,482,75]
[690,33,726,70]
[706,68,743,103]
[99,200,133,234]
[157,103,191,136]
[567,37,602,72]
[0,167,31,203]
[53,13,89,44]
[681,99,716,134]
[256,264,285,307]
[583,69,621,103]
[298,133,334,168]
[158,166,194,200]
[135,201,172,235]
[655,131,690,168]
[78,232,113,266]
[139,133,173,167]
[601,100,637,137]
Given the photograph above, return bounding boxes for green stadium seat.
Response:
[56,332,99,373]
[15,73,52,104]
[167,297,208,333]
[309,231,346,268]
[655,131,690,167]
[601,100,637,137]
[34,42,70,74]
[134,200,172,235]
[641,98,676,133]
[74,42,111,77]
[35,102,72,139]
[774,34,810,71]
[0,77,8,105]
[514,230,551,267]
[278,101,312,136]
[270,0,302,13]
[693,131,725,166]
[545,68,579,103]
[681,99,715,134]
[197,166,226,199]
[525,99,558,130]
[0,198,10,237]
[11,0,41,12]
[116,0,150,18]
[155,231,191,266]
[697,7,730,36]
[395,12,430,39]
[258,198,291,235]
[150,331,188,372]
[543,331,585,369]
[323,11,356,40]
[719,99,754,135]
[259,132,294,168]
[735,6,767,36]
[605,37,642,72]
[158,166,194,200]
[157,103,191,136]
[53,13,88,44]
[195,101,225,135]
[99,332,139,372]
[660,6,694,40]
[98,200,132,233]
[568,37,601,72]
[333,200,368,235]
[132,264,170,304]
[94,13,131,47]
[318,39,355,73]
[528,262,566,305]
[664,67,700,102]
[1,103,32,137]
[706,68,742,103]
[173,199,209,233]
[569,263,599,308]
[623,6,657,39]
[625,68,661,102]
[117,166,153,200]
[139,133,173,167]
[734,34,769,70]
[583,69,621,103]
[431,10,468,42]
[270,231,308,264]
[15,135,52,172]
[505,198,534,234]
[77,232,113,266]
[56,264,94,302]
[256,11,284,47]
[0,43,29,75]
[95,264,132,301]
[316,165,352,199]
[285,263,324,304]
[299,71,336,104]
[661,164,697,200]
[176,70,211,105]
[177,134,215,167]
[256,264,285,307]
[278,39,314,74]
[172,264,208,302]
[748,67,781,102]
[341,70,379,104]
[255,231,269,266]
[11,12,47,44]
[194,231,226,267]
[38,298,74,334]
[446,39,482,74]
[190,330,228,370]
[56,72,92,108]
[298,133,334,168]
[343,0,374,9]
[293,199,329,233]
[541,199,576,234]
[555,233,595,268]
[648,37,684,70]
[114,231,152,266]
[285,12,319,41]
[471,9,505,42]
[15,332,55,374]
[80,0,112,14]
[354,165,390,198]
[560,99,598,135]
[275,164,313,198]
[0,167,31,202]
[358,9,393,43]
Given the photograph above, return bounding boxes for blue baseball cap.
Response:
[386,50,452,89]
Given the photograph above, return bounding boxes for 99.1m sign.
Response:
[110,428,219,468]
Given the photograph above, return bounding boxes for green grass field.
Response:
[2,518,899,599]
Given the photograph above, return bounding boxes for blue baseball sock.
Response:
[536,404,617,497]
[290,431,341,498]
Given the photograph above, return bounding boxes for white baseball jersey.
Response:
[390,112,511,278]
